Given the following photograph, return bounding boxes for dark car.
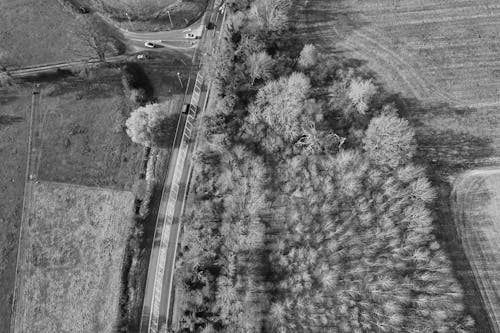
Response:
[206,22,215,30]
[78,6,90,14]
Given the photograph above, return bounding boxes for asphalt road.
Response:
[122,19,204,52]
[139,3,225,333]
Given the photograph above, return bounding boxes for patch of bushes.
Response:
[118,221,147,332]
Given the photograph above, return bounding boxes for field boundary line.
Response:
[10,85,40,333]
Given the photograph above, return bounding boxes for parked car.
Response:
[144,41,158,48]
[182,103,190,114]
[185,33,198,39]
[136,53,147,60]
[78,6,90,14]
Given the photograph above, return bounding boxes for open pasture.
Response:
[14,181,134,333]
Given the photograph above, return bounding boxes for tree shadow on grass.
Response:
[0,115,23,126]
[0,93,19,106]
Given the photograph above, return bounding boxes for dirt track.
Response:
[452,169,500,333]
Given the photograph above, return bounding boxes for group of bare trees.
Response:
[176,1,474,332]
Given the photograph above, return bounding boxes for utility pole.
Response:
[177,72,183,88]
[167,11,173,28]
[125,12,132,29]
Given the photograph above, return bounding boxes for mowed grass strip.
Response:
[452,170,500,332]
[17,181,134,333]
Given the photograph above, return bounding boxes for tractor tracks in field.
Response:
[292,0,462,106]
[451,169,500,333]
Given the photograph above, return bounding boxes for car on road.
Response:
[206,22,215,30]
[78,6,90,14]
[136,53,148,60]
[185,33,198,39]
[144,41,159,48]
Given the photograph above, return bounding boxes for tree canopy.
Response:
[125,102,177,147]
[363,108,417,169]
[298,44,319,70]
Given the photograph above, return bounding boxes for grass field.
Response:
[0,0,93,67]
[14,181,134,333]
[36,68,143,189]
[0,88,30,333]
[452,169,500,332]
[291,0,500,331]
[88,0,207,31]
[0,66,150,331]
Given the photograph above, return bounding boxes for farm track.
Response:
[452,169,500,333]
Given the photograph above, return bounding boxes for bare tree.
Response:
[348,77,377,114]
[126,102,177,147]
[298,44,319,69]
[247,51,274,85]
[363,109,416,169]
[74,16,118,62]
[250,72,311,142]
[249,0,290,32]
